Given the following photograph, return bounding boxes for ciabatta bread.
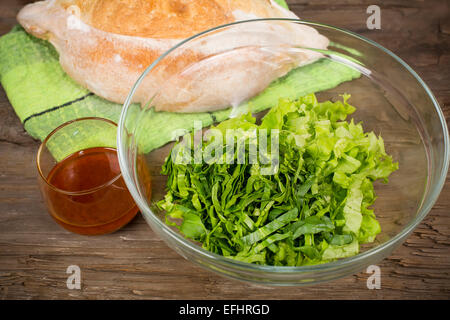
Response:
[18,0,329,112]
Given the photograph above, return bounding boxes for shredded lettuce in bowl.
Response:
[157,93,398,266]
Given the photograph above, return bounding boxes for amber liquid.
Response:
[45,147,145,235]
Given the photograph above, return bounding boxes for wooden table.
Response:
[0,0,449,300]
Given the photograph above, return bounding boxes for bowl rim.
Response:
[117,18,450,274]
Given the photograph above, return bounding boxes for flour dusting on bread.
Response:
[18,0,329,112]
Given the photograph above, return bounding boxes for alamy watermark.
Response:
[366,5,381,30]
[366,265,381,289]
[170,121,280,175]
[66,265,81,290]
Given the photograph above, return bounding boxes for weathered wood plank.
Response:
[0,0,449,299]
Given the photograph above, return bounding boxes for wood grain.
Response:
[0,0,449,299]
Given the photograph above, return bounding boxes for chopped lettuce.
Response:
[158,93,398,266]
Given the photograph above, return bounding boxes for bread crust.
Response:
[17,0,328,112]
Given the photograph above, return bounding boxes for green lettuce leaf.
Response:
[158,93,398,266]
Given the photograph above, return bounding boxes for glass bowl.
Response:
[117,19,449,285]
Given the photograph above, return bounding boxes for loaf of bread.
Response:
[18,1,329,112]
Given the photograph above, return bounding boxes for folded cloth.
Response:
[0,6,360,157]
[276,0,289,9]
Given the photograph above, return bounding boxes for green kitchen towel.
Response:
[0,11,360,157]
[275,0,289,9]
